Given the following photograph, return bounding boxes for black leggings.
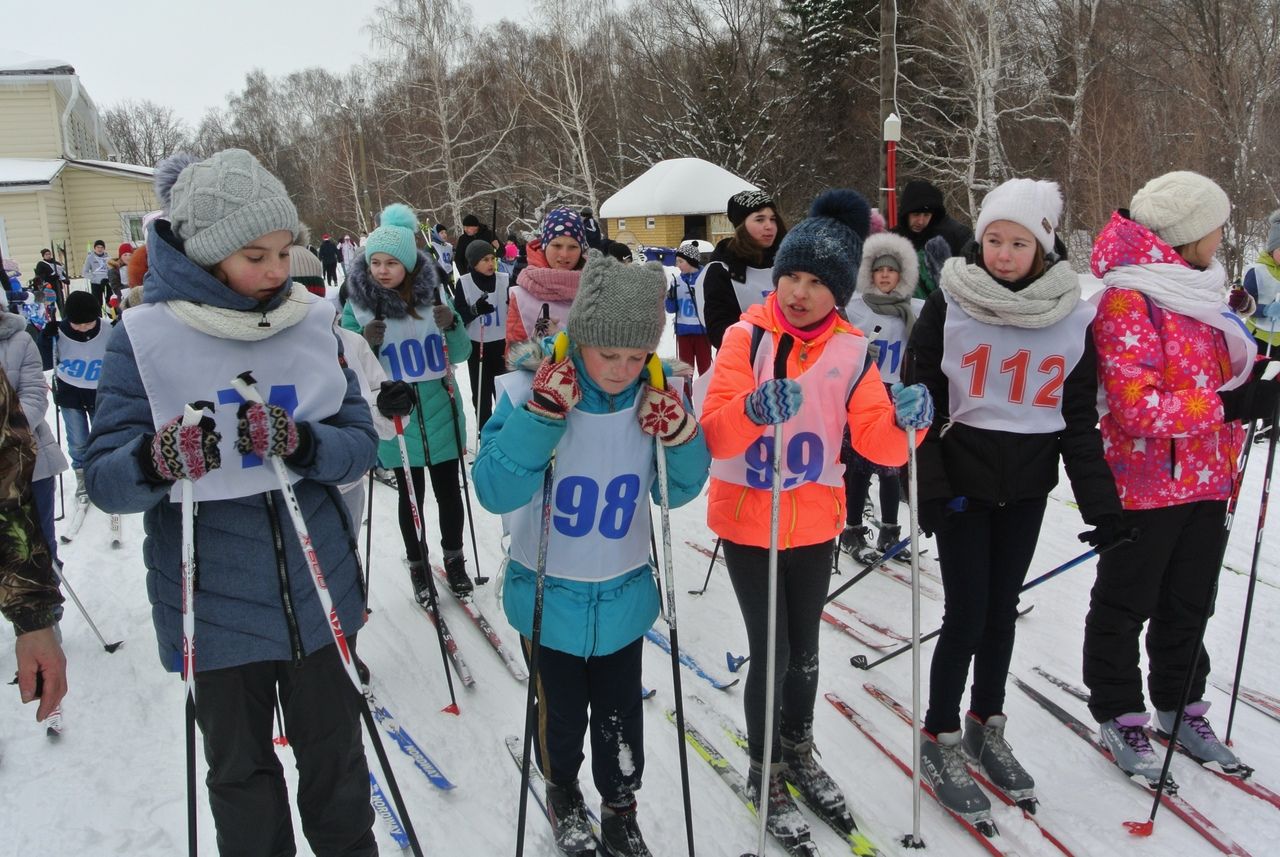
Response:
[925,498,1045,735]
[845,468,900,527]
[394,461,464,562]
[467,339,508,433]
[723,539,834,764]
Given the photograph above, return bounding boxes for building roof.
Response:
[600,158,758,219]
[0,50,75,76]
[69,159,155,179]
[0,159,65,188]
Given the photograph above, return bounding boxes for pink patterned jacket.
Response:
[1090,213,1244,510]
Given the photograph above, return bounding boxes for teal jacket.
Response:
[474,342,710,658]
[340,253,472,467]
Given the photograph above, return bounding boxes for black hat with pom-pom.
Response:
[772,189,871,306]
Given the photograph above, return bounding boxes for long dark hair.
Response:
[725,210,788,267]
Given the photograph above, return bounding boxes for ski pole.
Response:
[851,542,1125,671]
[475,334,485,452]
[515,332,569,857]
[750,333,794,857]
[434,286,486,585]
[1224,364,1280,743]
[230,372,426,857]
[825,537,910,604]
[903,421,924,849]
[50,563,123,653]
[52,337,65,521]
[395,407,460,714]
[647,355,696,857]
[688,537,721,596]
[363,469,374,606]
[178,402,210,857]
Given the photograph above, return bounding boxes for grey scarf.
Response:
[862,291,917,345]
[941,258,1080,329]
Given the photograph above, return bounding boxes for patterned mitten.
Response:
[146,414,221,481]
[526,358,581,420]
[744,378,804,426]
[637,385,697,446]
[235,401,300,458]
[891,382,934,430]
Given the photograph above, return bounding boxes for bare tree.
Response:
[102,100,192,167]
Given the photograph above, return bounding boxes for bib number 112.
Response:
[959,345,1065,407]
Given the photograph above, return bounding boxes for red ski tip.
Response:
[1124,820,1154,837]
[273,736,289,747]
[441,703,461,716]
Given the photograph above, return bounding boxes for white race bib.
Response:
[511,286,571,342]
[351,303,447,383]
[54,326,109,390]
[844,294,924,385]
[460,272,510,343]
[695,263,773,329]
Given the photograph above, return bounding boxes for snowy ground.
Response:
[4,324,1280,857]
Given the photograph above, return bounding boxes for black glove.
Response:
[473,295,495,316]
[1077,514,1135,549]
[376,380,417,419]
[363,318,387,348]
[1250,358,1277,382]
[1218,378,1280,422]
[918,496,967,537]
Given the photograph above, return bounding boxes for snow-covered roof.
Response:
[0,49,74,75]
[70,159,155,178]
[0,159,65,187]
[600,158,758,219]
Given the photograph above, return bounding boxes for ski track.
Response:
[4,358,1280,856]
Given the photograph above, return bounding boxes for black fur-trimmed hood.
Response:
[344,250,440,318]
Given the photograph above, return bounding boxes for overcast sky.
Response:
[9,0,534,126]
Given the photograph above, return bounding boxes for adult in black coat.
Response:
[894,179,973,256]
[317,235,341,287]
[455,214,498,276]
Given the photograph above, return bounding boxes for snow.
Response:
[0,49,74,75]
[600,158,759,219]
[70,159,155,178]
[4,334,1280,857]
[0,158,65,187]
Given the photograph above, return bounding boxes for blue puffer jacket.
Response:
[474,340,711,658]
[84,221,378,673]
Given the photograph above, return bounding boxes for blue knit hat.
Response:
[541,207,586,248]
[772,189,872,306]
[365,203,420,269]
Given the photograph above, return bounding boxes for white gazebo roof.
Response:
[600,158,757,219]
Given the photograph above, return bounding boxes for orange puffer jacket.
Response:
[702,295,919,549]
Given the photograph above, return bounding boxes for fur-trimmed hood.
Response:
[855,232,918,299]
[0,309,26,340]
[344,250,440,319]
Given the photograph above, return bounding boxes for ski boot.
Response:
[962,712,1036,811]
[545,779,596,855]
[443,553,473,597]
[1099,712,1174,789]
[73,468,88,501]
[875,523,911,563]
[920,729,993,824]
[783,734,856,833]
[839,525,878,564]
[1156,700,1251,777]
[600,801,653,857]
[747,760,811,846]
[408,560,434,608]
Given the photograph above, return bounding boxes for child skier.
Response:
[701,189,931,840]
[505,207,587,350]
[665,240,712,375]
[341,202,475,600]
[45,290,107,501]
[840,231,924,561]
[907,179,1123,818]
[474,251,710,857]
[83,148,379,855]
[702,190,786,350]
[1084,172,1275,781]
[455,240,510,432]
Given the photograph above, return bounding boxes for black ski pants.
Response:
[524,636,645,808]
[193,642,375,857]
[466,338,507,433]
[844,468,900,527]
[394,460,464,562]
[1083,500,1226,722]
[723,538,833,764]
[925,498,1045,736]
[322,261,338,287]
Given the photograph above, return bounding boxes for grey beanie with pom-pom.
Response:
[154,148,300,267]
[772,189,872,306]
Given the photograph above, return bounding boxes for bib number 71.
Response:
[744,431,825,489]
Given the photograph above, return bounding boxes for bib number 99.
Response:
[744,431,825,489]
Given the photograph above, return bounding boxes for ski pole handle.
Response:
[646,354,665,391]
[774,332,794,381]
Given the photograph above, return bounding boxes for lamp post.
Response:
[883,113,902,230]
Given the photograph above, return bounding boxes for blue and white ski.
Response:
[644,627,738,691]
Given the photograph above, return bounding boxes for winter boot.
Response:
[544,779,596,855]
[782,733,852,829]
[355,654,371,693]
[1156,700,1249,776]
[408,560,433,608]
[920,729,991,819]
[875,523,911,562]
[746,760,810,844]
[839,525,877,564]
[443,552,473,597]
[962,713,1036,808]
[73,468,87,501]
[600,801,653,857]
[1099,712,1172,788]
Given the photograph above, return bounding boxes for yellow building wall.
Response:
[606,214,688,250]
[0,191,53,280]
[40,175,70,255]
[0,82,60,159]
[62,167,158,272]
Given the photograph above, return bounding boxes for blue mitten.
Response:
[891,382,934,430]
[1264,300,1280,321]
[745,378,804,426]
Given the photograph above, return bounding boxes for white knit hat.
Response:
[974,179,1062,254]
[1129,171,1230,248]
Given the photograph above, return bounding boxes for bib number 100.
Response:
[745,431,825,489]
[554,474,642,540]
[381,334,446,381]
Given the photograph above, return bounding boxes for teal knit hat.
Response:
[365,203,420,269]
